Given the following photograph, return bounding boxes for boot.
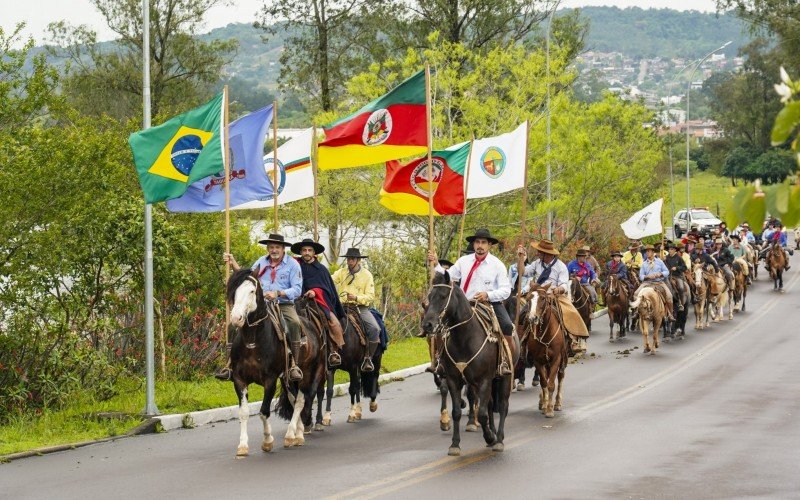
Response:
[289,341,304,381]
[214,357,232,381]
[498,338,512,376]
[327,317,344,367]
[361,340,379,372]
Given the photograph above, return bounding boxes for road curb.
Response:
[156,362,430,432]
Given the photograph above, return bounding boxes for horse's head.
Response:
[527,283,552,325]
[693,263,704,287]
[607,274,619,296]
[227,267,262,328]
[421,271,457,334]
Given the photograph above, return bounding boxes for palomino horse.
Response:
[570,277,593,332]
[317,305,383,427]
[421,272,517,456]
[732,259,749,312]
[603,274,629,342]
[705,267,732,322]
[526,284,568,418]
[766,242,786,291]
[227,268,325,457]
[692,263,710,330]
[629,287,665,354]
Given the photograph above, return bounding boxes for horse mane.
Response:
[227,268,258,305]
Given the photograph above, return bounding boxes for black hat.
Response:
[466,228,499,245]
[730,233,740,240]
[258,233,292,246]
[291,238,325,255]
[341,248,368,259]
[438,258,455,268]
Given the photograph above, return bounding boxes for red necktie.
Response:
[462,254,486,293]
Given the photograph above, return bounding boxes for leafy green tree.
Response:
[48,0,237,119]
[722,145,759,185]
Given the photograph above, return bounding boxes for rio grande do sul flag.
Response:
[318,69,427,170]
[379,142,470,216]
[128,93,224,203]
[466,121,528,199]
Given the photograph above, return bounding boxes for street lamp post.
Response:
[545,0,560,241]
[684,41,731,218]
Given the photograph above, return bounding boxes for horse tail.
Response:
[630,295,642,309]
[274,380,295,421]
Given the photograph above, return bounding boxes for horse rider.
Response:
[508,257,532,294]
[622,241,644,271]
[567,248,600,307]
[428,228,514,375]
[291,238,346,367]
[332,248,381,372]
[690,240,719,272]
[759,222,793,270]
[516,239,590,354]
[582,245,601,276]
[739,223,756,245]
[603,249,632,293]
[676,241,697,303]
[664,242,689,316]
[635,244,677,322]
[223,233,305,381]
[718,221,730,239]
[439,258,455,271]
[711,238,736,290]
[728,234,752,285]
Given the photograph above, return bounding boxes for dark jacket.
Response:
[664,253,687,276]
[605,260,628,280]
[711,247,734,267]
[691,250,719,272]
[298,259,345,319]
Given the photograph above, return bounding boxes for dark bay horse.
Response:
[667,276,690,339]
[766,242,786,291]
[227,268,325,456]
[526,284,568,417]
[318,305,383,427]
[570,277,592,332]
[421,272,515,456]
[603,274,629,342]
[428,334,478,432]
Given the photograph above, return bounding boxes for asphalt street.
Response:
[2,260,799,499]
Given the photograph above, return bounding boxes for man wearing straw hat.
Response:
[427,228,514,375]
[567,248,600,307]
[622,241,644,271]
[223,233,305,381]
[332,248,381,372]
[515,239,590,354]
[634,244,676,322]
[291,238,346,367]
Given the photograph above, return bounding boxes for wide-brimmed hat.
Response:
[291,238,325,255]
[341,248,368,259]
[438,258,454,268]
[610,249,622,257]
[581,245,593,253]
[628,241,641,249]
[531,239,560,256]
[576,249,588,257]
[675,242,685,250]
[643,244,655,251]
[730,234,740,240]
[258,233,292,246]
[714,238,724,244]
[686,236,697,243]
[466,228,499,245]
[665,241,677,250]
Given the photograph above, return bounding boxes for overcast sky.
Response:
[2,0,720,46]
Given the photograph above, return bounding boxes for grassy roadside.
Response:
[0,336,429,457]
[662,171,737,221]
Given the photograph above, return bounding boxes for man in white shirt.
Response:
[428,228,513,374]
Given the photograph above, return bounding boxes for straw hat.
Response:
[531,239,560,256]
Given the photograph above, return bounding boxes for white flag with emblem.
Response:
[621,198,663,239]
[233,128,314,209]
[466,121,528,199]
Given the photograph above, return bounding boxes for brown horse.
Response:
[526,284,568,418]
[603,274,629,342]
[732,259,748,312]
[629,287,664,354]
[570,277,592,332]
[766,242,786,291]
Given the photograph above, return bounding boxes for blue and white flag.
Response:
[166,104,275,212]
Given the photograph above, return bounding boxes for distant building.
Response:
[660,120,722,141]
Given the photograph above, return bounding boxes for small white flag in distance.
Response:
[621,198,663,239]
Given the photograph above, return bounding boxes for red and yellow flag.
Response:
[318,70,427,170]
[379,143,470,216]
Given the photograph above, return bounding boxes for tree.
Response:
[48,0,237,119]
[722,145,759,185]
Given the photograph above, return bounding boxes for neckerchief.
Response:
[537,259,555,285]
[347,264,361,285]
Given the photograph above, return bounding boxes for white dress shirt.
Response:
[436,252,511,302]
[522,258,570,295]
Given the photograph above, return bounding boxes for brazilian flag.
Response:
[129,93,224,203]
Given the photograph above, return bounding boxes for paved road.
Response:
[3,264,800,499]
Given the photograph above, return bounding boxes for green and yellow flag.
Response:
[129,93,224,203]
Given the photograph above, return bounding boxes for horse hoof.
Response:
[465,423,478,432]
[492,443,505,452]
[295,436,305,446]
[545,410,555,418]
[347,415,356,423]
[314,423,324,432]
[448,447,461,456]
[440,422,451,432]
[283,438,295,448]
[322,417,331,426]
[650,350,656,356]
[554,404,562,411]
[643,347,651,354]
[516,383,525,391]
[304,425,312,435]
[370,402,378,412]
[236,445,249,457]
[261,440,274,453]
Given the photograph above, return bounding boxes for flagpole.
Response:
[141,0,158,416]
[223,85,231,345]
[425,63,435,282]
[457,134,474,248]
[272,100,279,232]
[515,120,530,329]
[311,125,319,242]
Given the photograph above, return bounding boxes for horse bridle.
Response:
[428,283,475,335]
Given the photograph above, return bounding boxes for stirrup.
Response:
[289,364,303,381]
[361,357,374,372]
[328,351,342,367]
[498,360,512,376]
[214,366,232,381]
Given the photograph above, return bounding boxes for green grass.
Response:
[0,336,429,457]
[663,171,737,221]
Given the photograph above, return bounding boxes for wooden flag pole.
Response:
[425,63,435,282]
[311,125,320,242]
[457,135,475,249]
[272,100,279,232]
[514,120,530,329]
[223,85,232,345]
